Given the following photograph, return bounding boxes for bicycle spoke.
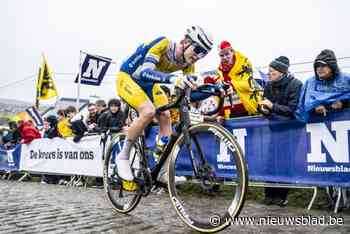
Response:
[103,133,143,213]
[168,123,247,232]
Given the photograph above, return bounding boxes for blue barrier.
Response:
[146,108,350,187]
[3,108,350,188]
[0,145,21,172]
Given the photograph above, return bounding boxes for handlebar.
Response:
[156,82,230,114]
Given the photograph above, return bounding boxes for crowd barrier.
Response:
[144,108,350,187]
[1,108,350,211]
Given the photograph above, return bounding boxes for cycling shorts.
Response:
[116,71,168,109]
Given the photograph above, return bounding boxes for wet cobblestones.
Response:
[0,180,349,234]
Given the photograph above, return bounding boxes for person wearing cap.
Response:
[259,56,303,117]
[295,49,350,122]
[206,40,263,118]
[260,56,302,207]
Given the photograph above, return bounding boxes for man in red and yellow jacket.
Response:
[206,41,263,118]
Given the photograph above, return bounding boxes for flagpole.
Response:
[35,68,40,109]
[36,53,45,109]
[76,50,82,110]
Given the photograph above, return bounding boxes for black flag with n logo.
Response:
[25,106,44,127]
[75,54,112,86]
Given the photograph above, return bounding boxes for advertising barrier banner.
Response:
[20,135,103,177]
[0,145,21,172]
[146,109,350,187]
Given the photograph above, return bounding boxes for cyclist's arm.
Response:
[139,65,175,83]
[139,38,174,83]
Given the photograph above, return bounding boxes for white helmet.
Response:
[185,26,214,54]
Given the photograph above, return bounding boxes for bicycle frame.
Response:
[149,87,206,184]
[122,84,224,187]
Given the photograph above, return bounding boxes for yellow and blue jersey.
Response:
[117,37,195,108]
[120,36,194,81]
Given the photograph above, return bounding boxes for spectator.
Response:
[42,119,49,137]
[2,121,21,149]
[42,115,60,139]
[259,56,303,207]
[18,120,41,144]
[66,106,87,142]
[2,130,13,149]
[205,40,263,118]
[95,99,108,121]
[53,109,73,185]
[41,115,60,184]
[96,98,125,187]
[85,103,98,132]
[57,109,73,138]
[161,85,179,124]
[295,49,350,122]
[259,56,303,117]
[8,121,21,144]
[97,98,125,133]
[0,129,4,148]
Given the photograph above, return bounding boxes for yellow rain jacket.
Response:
[57,118,73,137]
[217,51,263,115]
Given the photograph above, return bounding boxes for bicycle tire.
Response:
[167,122,248,233]
[103,132,143,213]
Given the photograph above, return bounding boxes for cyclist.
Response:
[115,26,214,181]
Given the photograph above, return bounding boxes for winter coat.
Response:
[18,121,41,144]
[97,110,125,133]
[263,73,303,117]
[57,118,73,137]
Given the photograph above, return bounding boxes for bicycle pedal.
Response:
[122,180,139,192]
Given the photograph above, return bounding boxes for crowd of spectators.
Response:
[160,45,349,207]
[0,98,127,186]
[0,46,349,208]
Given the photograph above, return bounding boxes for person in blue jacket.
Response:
[295,49,350,122]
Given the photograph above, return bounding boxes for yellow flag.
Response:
[36,54,58,100]
[13,111,31,122]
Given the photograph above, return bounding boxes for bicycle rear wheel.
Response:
[103,133,143,213]
[167,123,248,233]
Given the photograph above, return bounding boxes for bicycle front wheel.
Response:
[167,123,248,233]
[103,133,143,213]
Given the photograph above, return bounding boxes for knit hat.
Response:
[313,49,339,77]
[269,56,290,74]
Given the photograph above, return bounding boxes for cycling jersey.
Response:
[117,37,195,109]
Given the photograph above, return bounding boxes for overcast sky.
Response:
[1,0,350,102]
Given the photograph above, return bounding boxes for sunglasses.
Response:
[192,43,207,57]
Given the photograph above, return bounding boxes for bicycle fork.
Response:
[180,93,209,177]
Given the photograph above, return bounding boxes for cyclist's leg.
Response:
[153,84,171,137]
[152,84,185,183]
[116,72,156,180]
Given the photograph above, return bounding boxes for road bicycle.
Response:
[103,83,248,233]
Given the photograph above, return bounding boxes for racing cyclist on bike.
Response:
[115,26,214,181]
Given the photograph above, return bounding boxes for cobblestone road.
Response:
[0,180,349,234]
